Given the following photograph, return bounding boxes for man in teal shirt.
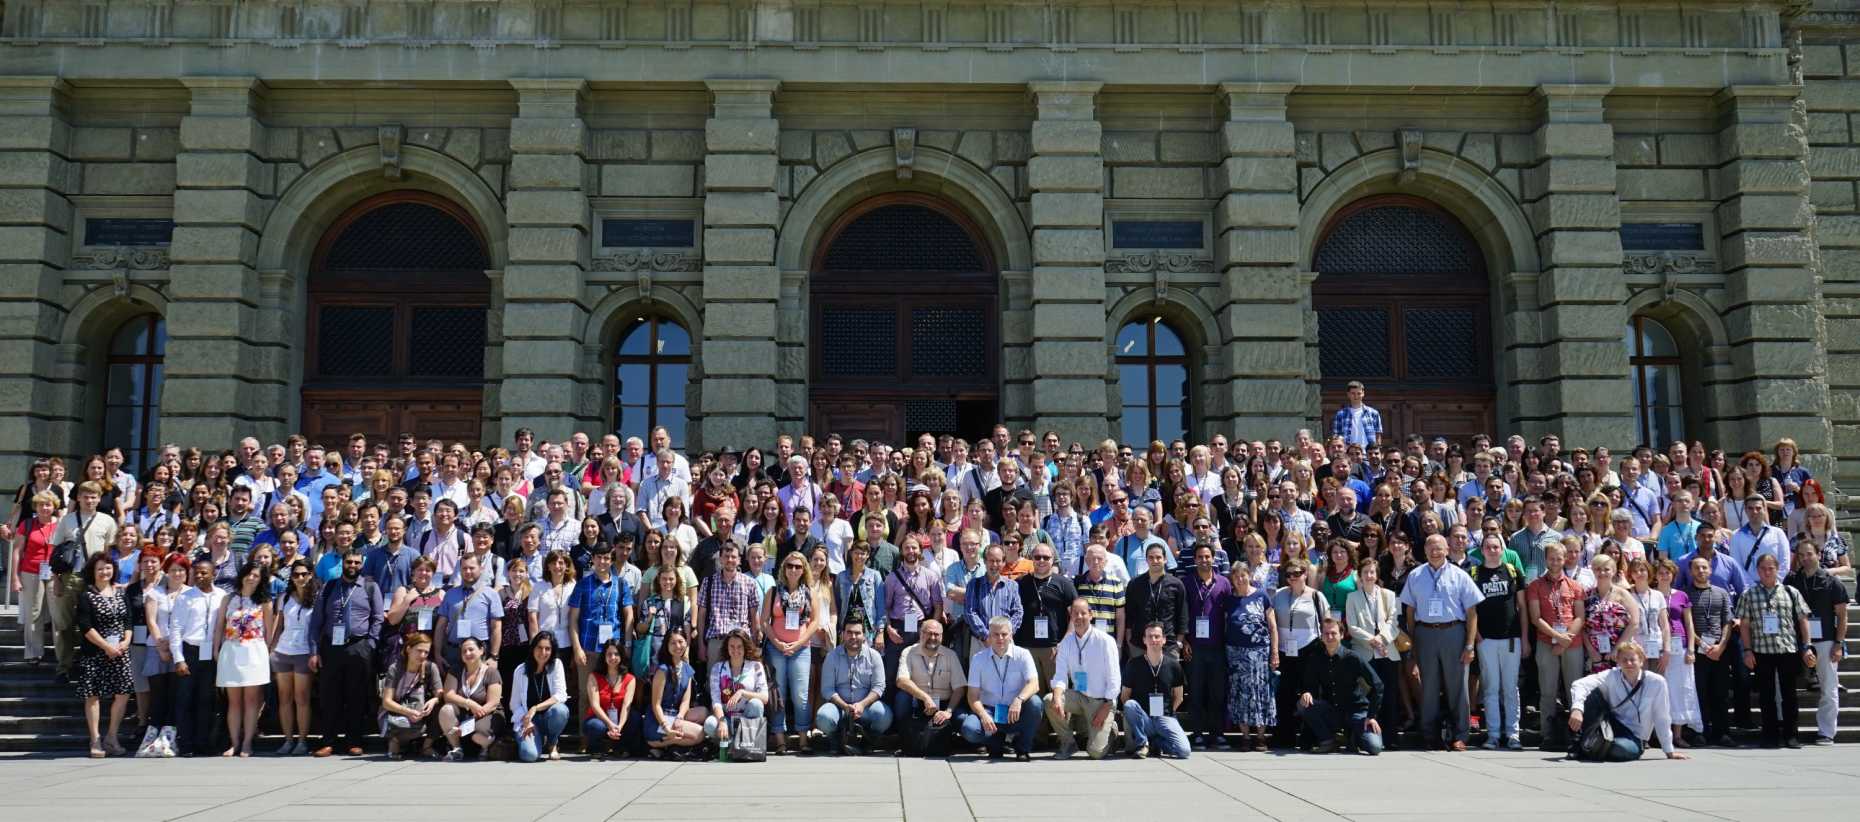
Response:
[1504,497,1559,578]
[1655,490,1701,563]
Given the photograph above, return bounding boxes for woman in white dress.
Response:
[213,559,273,757]
[1652,557,1703,744]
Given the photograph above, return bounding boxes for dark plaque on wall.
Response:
[602,218,696,248]
[1111,219,1203,250]
[84,218,175,247]
[1620,223,1704,251]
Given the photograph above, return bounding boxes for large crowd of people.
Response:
[4,383,1852,762]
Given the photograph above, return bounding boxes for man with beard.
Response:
[893,617,966,756]
[308,549,384,756]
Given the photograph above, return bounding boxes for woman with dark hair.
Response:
[269,558,319,755]
[121,551,162,733]
[75,552,133,757]
[512,631,570,762]
[704,627,768,744]
[136,552,190,757]
[213,559,272,757]
[385,556,445,672]
[734,447,767,492]
[644,630,705,759]
[379,633,443,760]
[439,635,505,760]
[583,638,637,760]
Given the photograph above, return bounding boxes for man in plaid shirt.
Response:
[694,541,761,664]
[1330,380,1382,449]
[1736,552,1815,749]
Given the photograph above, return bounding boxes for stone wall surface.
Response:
[0,0,1845,533]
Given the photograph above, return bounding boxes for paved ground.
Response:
[1,745,1852,821]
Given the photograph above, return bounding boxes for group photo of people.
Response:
[4,383,1851,764]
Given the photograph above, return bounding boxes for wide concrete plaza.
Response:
[2,745,1850,822]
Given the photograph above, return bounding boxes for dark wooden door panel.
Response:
[303,389,483,449]
[811,400,903,445]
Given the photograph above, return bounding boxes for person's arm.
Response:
[486,596,503,659]
[1008,656,1038,722]
[1168,682,1184,712]
[1651,677,1676,755]
[708,663,726,717]
[567,587,587,668]
[1461,602,1479,665]
[857,652,884,710]
[650,668,671,725]
[380,677,414,718]
[1565,672,1600,730]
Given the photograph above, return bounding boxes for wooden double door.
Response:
[807,194,1000,443]
[300,192,492,447]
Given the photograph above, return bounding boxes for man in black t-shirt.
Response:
[1471,534,1529,750]
[1118,622,1189,759]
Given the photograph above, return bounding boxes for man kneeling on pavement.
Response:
[1295,617,1384,755]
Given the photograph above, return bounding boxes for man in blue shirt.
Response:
[567,544,635,672]
[295,445,342,530]
[1679,525,1749,599]
[1398,534,1486,751]
[964,544,1024,644]
[1329,380,1382,449]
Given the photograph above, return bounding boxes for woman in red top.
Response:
[10,491,61,665]
[583,638,636,759]
[690,464,739,539]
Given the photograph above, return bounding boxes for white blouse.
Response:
[528,580,577,642]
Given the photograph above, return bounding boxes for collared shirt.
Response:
[567,571,634,652]
[1052,626,1122,700]
[821,643,885,704]
[1728,524,1790,577]
[1680,582,1733,647]
[1330,404,1382,448]
[1570,668,1674,754]
[1656,519,1701,561]
[308,575,385,652]
[1183,571,1233,647]
[967,644,1037,706]
[1043,511,1091,576]
[438,584,504,644]
[1396,560,1485,623]
[964,574,1023,639]
[1678,549,1749,599]
[1073,572,1127,632]
[296,470,342,525]
[1525,573,1584,643]
[885,562,942,622]
[166,585,226,659]
[225,513,265,562]
[418,526,468,584]
[944,559,985,619]
[1114,533,1172,579]
[1301,644,1383,712]
[361,543,417,596]
[697,571,760,639]
[1124,571,1189,648]
[900,643,966,703]
[1506,526,1559,579]
[1276,507,1316,540]
[1736,581,1809,654]
[1619,482,1664,538]
[637,475,690,529]
[537,514,578,556]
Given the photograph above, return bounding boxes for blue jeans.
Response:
[1121,700,1191,759]
[765,643,812,733]
[815,699,893,738]
[959,693,1045,754]
[703,699,765,739]
[1299,700,1383,755]
[517,703,569,762]
[582,714,636,756]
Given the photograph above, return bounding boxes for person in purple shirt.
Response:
[1182,543,1233,749]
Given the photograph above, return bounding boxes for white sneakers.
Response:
[135,727,162,757]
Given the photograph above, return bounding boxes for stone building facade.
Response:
[0,0,1852,514]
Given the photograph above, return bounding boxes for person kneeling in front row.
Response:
[1048,597,1121,759]
[1120,621,1190,759]
[962,616,1044,761]
[1567,639,1690,762]
[1295,617,1384,755]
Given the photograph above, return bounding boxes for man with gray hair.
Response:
[962,616,1044,761]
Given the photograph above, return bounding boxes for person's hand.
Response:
[1655,656,1668,674]
[1051,700,1068,723]
[309,654,321,674]
[1368,636,1385,653]
[473,703,491,719]
[1667,750,1690,760]
[932,709,951,725]
[886,626,902,645]
[574,648,588,670]
[979,715,998,735]
[103,642,123,659]
[1092,704,1112,729]
[920,696,937,716]
[0,523,13,541]
[1297,692,1313,710]
[1568,710,1584,733]
[848,702,863,720]
[1365,718,1381,736]
[1181,644,1192,662]
[157,645,172,663]
[1743,650,1757,667]
[608,725,623,740]
[175,661,190,677]
[1008,699,1023,723]
[7,576,18,594]
[1270,652,1280,671]
[1704,644,1723,662]
[1520,641,1533,660]
[1833,645,1845,665]
[1460,647,1474,665]
[1803,648,1817,668]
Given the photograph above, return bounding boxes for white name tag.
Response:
[416,608,433,632]
[1810,618,1824,641]
[1761,613,1780,635]
[1595,635,1611,655]
[1033,617,1050,640]
[904,613,919,634]
[201,639,214,661]
[132,626,148,645]
[331,624,347,645]
[1094,619,1109,633]
[1286,629,1314,656]
[1425,598,1449,621]
[1148,693,1165,717]
[1194,617,1210,640]
[784,609,801,631]
[38,565,51,581]
[454,612,470,640]
[597,624,613,645]
[457,717,476,736]
[1667,636,1684,656]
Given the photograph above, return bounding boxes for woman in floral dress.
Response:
[214,560,273,756]
[1222,563,1277,751]
[1582,554,1642,674]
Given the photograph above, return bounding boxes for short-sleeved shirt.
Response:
[438,584,504,645]
[966,645,1037,707]
[1784,568,1851,643]
[566,572,635,653]
[1119,655,1184,716]
[1735,582,1810,655]
[1471,563,1524,640]
[1073,572,1126,632]
[900,643,966,703]
[1397,561,1485,624]
[1525,574,1584,643]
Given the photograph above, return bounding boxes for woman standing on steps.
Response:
[138,553,190,757]
[75,553,133,758]
[213,560,273,757]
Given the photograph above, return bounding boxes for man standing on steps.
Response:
[1330,380,1381,450]
[308,549,383,757]
[1399,534,1484,751]
[1783,540,1848,746]
[166,556,225,757]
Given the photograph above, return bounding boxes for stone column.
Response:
[1715,85,1832,466]
[1213,82,1307,440]
[0,78,74,475]
[1027,80,1109,443]
[165,77,289,448]
[698,78,782,451]
[502,78,593,444]
[1525,85,1635,448]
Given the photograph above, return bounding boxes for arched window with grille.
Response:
[103,315,165,473]
[614,316,691,448]
[1626,315,1685,447]
[1117,318,1190,445]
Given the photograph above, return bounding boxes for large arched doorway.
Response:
[301,192,491,447]
[809,194,998,443]
[1313,195,1495,445]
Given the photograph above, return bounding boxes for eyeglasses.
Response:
[1033,555,1054,562]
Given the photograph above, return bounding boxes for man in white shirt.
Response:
[636,450,690,530]
[167,557,227,757]
[1567,640,1686,761]
[1728,495,1790,579]
[639,426,691,485]
[960,441,1002,508]
[1617,457,1665,539]
[513,428,548,482]
[428,451,471,510]
[417,500,471,587]
[1047,597,1121,759]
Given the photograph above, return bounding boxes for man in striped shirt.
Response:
[1073,543,1127,649]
